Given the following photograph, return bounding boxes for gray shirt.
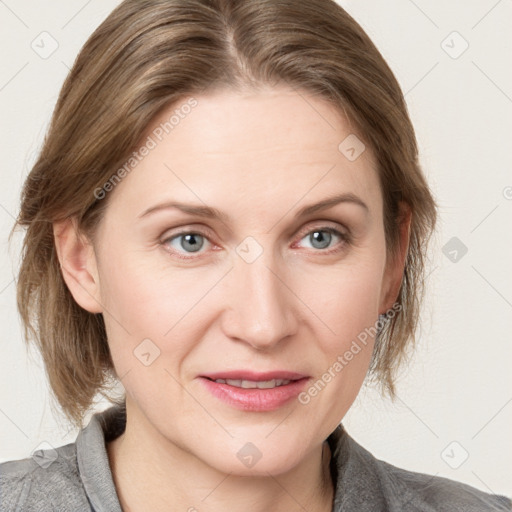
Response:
[1,404,510,511]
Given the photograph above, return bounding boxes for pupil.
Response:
[311,231,331,249]
[182,234,203,252]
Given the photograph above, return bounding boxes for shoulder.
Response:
[369,448,512,511]
[0,442,91,512]
[331,426,511,511]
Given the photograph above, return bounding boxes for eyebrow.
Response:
[138,192,369,222]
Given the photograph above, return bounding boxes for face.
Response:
[79,85,402,475]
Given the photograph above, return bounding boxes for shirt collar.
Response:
[76,404,126,512]
[76,403,387,512]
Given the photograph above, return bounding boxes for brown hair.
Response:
[12,0,436,428]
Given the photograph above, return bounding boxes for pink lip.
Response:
[201,370,307,381]
[198,370,309,412]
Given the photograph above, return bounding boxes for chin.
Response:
[194,435,311,477]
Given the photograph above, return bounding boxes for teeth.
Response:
[215,378,291,389]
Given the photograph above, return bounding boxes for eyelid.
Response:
[160,220,351,258]
[160,220,348,243]
[160,224,215,243]
[292,223,352,254]
[295,220,349,239]
[160,226,217,258]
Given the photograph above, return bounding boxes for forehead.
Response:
[104,86,382,222]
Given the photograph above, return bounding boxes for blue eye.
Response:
[301,229,336,250]
[163,232,210,257]
[161,225,350,260]
[297,227,349,252]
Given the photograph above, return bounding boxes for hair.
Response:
[12,0,436,428]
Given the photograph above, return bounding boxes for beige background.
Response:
[0,0,510,497]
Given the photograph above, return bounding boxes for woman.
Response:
[1,0,510,510]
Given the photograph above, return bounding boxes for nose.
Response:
[221,243,299,351]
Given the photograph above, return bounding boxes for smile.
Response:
[210,378,291,389]
[198,372,310,411]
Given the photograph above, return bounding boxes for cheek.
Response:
[290,254,386,395]
[97,247,226,368]
[296,257,385,342]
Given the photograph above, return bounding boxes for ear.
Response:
[379,202,412,315]
[53,218,103,314]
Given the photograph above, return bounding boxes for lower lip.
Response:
[199,377,309,412]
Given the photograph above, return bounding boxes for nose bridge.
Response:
[225,236,297,349]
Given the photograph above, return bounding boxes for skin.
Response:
[54,85,410,512]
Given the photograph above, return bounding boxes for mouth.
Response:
[204,377,294,389]
[198,370,309,411]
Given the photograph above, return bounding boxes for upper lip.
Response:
[201,370,308,381]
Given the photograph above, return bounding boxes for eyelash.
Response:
[160,224,352,260]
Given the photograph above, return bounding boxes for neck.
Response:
[107,405,334,512]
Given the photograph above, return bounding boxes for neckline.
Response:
[77,403,351,512]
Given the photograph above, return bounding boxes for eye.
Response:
[161,224,351,260]
[162,230,212,259]
[295,226,350,253]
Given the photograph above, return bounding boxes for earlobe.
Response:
[379,202,412,315]
[53,218,103,314]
